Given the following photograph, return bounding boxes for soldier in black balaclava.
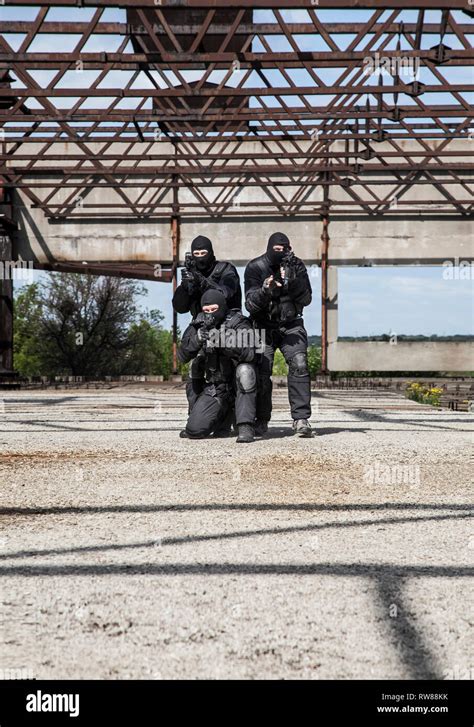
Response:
[173,235,242,434]
[173,235,241,318]
[244,231,313,438]
[178,289,257,443]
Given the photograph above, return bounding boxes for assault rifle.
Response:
[274,250,296,291]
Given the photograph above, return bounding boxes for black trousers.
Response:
[185,363,257,438]
[256,318,311,422]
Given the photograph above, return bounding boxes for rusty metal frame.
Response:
[0,3,472,220]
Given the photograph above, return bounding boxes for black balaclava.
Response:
[201,289,228,327]
[191,235,216,273]
[266,231,291,267]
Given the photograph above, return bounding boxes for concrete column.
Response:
[327,267,338,371]
[320,215,329,372]
[0,231,13,372]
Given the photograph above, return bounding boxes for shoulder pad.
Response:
[211,261,229,278]
[225,309,247,329]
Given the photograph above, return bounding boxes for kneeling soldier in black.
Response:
[173,235,242,435]
[178,289,257,443]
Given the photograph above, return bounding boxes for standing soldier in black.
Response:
[172,235,241,317]
[178,289,257,443]
[173,235,242,432]
[244,231,313,437]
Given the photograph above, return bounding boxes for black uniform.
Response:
[173,235,242,405]
[244,232,312,423]
[178,300,257,439]
[172,235,241,318]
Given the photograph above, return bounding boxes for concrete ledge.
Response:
[328,341,474,372]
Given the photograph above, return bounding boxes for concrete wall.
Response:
[326,215,473,266]
[328,341,474,372]
[14,186,172,266]
[14,204,474,268]
[10,139,474,266]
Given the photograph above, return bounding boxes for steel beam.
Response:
[3,1,469,8]
[0,2,472,219]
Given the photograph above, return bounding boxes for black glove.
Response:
[193,270,208,290]
[196,326,210,344]
[286,266,301,292]
[287,271,304,295]
[262,275,281,294]
[181,268,195,290]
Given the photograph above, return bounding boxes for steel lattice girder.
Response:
[1,1,471,7]
[0,3,473,218]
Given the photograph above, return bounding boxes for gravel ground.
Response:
[0,385,472,680]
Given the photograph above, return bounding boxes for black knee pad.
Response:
[288,352,309,377]
[236,363,257,393]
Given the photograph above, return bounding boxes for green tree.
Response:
[272,349,288,376]
[272,345,321,377]
[34,273,147,376]
[13,283,46,377]
[13,273,176,378]
[307,345,322,377]
[124,310,176,378]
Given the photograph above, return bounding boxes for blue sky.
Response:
[4,7,473,335]
[14,266,474,337]
[2,6,472,116]
[151,266,474,337]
